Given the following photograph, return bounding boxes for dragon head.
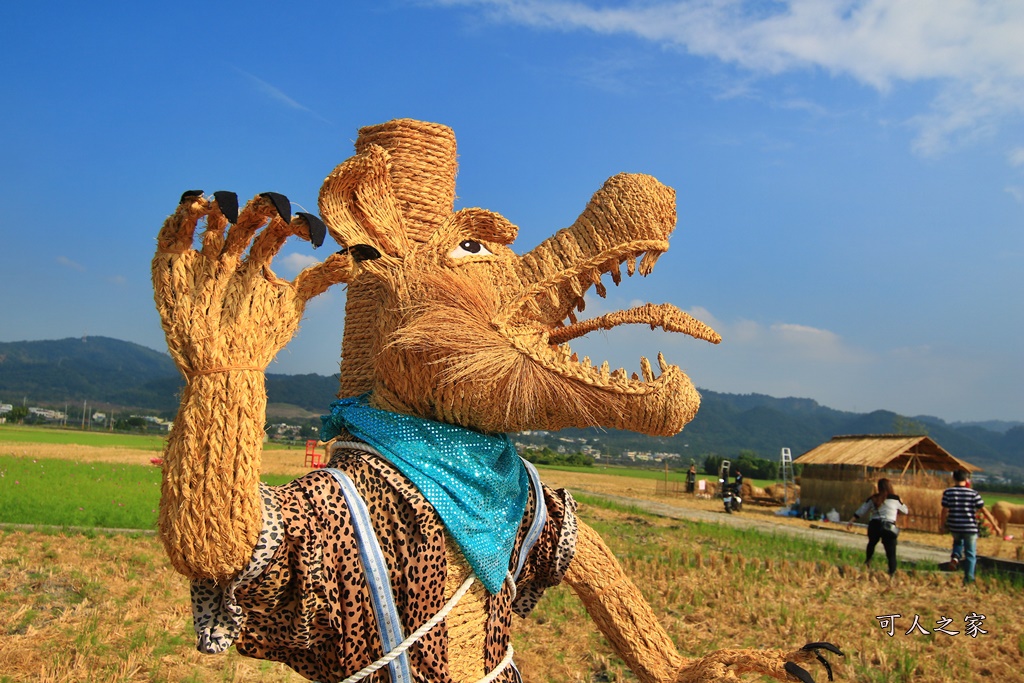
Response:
[319,119,719,436]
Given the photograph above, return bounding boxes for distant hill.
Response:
[1,337,1021,475]
[0,337,339,416]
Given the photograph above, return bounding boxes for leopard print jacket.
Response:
[191,446,578,682]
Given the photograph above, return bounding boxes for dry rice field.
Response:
[2,444,1023,682]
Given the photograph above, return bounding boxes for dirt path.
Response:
[579,490,953,564]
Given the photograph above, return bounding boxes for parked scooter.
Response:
[721,480,742,514]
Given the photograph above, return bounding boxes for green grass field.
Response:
[0,455,299,530]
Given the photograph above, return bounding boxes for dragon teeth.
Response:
[600,361,610,381]
[640,356,654,382]
[610,265,622,285]
[595,281,607,298]
[567,309,577,325]
[657,352,668,373]
[626,255,637,276]
[639,251,661,276]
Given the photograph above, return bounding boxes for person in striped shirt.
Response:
[940,469,986,584]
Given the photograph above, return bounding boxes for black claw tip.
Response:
[802,642,844,657]
[346,244,382,262]
[259,192,292,224]
[297,212,326,248]
[213,191,239,224]
[180,190,204,204]
[784,662,815,683]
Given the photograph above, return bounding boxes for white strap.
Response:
[514,459,548,582]
[326,468,412,683]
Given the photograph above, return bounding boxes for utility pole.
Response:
[81,400,87,431]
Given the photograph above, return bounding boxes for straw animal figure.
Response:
[152,118,843,683]
[991,501,1024,537]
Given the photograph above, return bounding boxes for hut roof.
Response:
[793,434,980,473]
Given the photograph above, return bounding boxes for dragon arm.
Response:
[564,520,684,683]
[565,520,843,683]
[153,192,348,581]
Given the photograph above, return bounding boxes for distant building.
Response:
[29,407,66,420]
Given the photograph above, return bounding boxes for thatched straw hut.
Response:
[793,434,980,532]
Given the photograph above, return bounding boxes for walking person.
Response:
[940,469,986,584]
[848,478,908,578]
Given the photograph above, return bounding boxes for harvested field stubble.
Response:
[514,506,1024,683]
[0,441,312,479]
[0,530,305,683]
[2,507,1022,682]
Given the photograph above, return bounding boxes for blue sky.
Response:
[1,1,1021,423]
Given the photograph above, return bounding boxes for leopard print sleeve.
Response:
[511,484,578,617]
[191,484,286,654]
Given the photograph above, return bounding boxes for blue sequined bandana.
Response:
[320,394,528,594]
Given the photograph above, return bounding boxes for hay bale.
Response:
[740,482,766,498]
[896,487,944,533]
[763,483,800,502]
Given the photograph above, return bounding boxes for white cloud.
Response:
[56,256,85,272]
[769,322,849,360]
[694,316,868,364]
[1010,147,1024,167]
[279,252,321,276]
[439,0,1024,154]
[232,67,332,124]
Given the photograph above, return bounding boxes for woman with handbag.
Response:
[848,478,909,578]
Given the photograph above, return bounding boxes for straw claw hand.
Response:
[673,641,843,683]
[152,190,347,373]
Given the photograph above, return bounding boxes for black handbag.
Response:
[882,520,900,536]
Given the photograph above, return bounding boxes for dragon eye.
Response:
[449,239,493,258]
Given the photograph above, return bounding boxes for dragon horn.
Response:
[355,118,458,244]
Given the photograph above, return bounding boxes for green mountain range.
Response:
[1,336,1021,475]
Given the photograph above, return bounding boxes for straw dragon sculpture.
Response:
[153,119,842,682]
